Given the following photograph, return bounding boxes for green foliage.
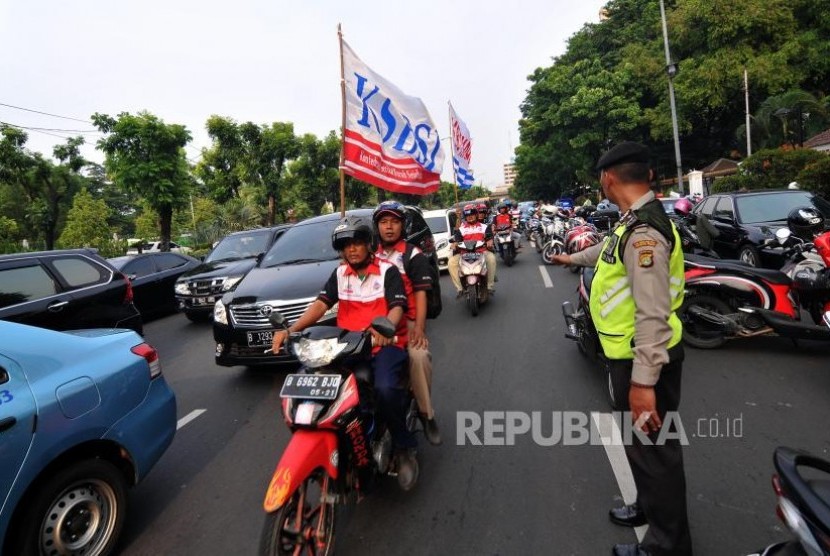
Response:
[796,154,830,198]
[516,0,830,194]
[0,215,19,241]
[93,111,192,250]
[58,188,113,249]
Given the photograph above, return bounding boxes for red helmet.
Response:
[674,198,693,216]
[565,225,601,254]
[476,202,488,213]
[462,204,477,217]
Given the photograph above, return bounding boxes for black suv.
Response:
[691,189,830,267]
[174,225,292,321]
[213,208,436,367]
[0,249,143,333]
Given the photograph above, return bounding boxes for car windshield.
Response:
[425,215,448,234]
[206,230,272,262]
[261,219,341,267]
[736,192,830,224]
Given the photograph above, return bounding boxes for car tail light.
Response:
[123,275,134,304]
[131,343,162,379]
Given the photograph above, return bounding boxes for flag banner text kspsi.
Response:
[341,40,444,195]
[449,102,474,190]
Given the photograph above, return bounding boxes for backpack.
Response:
[403,243,442,319]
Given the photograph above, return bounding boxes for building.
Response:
[503,163,517,188]
[804,128,830,153]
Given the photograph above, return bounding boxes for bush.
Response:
[796,154,830,198]
[739,148,825,190]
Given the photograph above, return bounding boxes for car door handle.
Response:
[0,417,16,433]
[47,300,69,312]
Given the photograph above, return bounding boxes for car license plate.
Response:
[247,330,274,347]
[280,374,341,400]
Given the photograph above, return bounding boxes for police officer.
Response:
[552,142,692,556]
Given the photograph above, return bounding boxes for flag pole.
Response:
[337,23,347,217]
[448,102,459,206]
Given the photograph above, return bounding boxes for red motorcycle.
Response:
[681,226,830,349]
[259,313,416,555]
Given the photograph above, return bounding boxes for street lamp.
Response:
[660,0,684,195]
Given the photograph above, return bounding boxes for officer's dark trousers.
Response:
[373,346,416,450]
[608,345,693,556]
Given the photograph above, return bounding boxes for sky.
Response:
[0,0,607,190]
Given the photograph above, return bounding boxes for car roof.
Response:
[714,189,812,197]
[422,209,450,217]
[223,223,294,237]
[290,208,374,227]
[0,248,102,261]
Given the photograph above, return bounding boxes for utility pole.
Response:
[660,0,684,195]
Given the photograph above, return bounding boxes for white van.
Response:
[422,208,456,271]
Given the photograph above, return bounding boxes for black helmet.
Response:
[332,215,376,251]
[372,200,407,225]
[786,207,824,241]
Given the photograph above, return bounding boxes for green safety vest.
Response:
[589,209,685,360]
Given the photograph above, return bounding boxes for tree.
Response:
[58,188,113,251]
[196,115,246,203]
[93,111,192,251]
[238,121,300,225]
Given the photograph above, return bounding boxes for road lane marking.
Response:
[591,412,647,542]
[538,266,554,288]
[177,409,207,430]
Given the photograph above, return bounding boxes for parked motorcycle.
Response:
[259,313,417,555]
[457,239,490,316]
[494,223,517,266]
[749,447,830,556]
[561,267,618,408]
[541,213,568,265]
[682,227,830,349]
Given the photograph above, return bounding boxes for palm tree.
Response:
[738,90,829,151]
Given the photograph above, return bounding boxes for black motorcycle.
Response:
[750,447,830,556]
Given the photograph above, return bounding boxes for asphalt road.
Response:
[118,253,830,556]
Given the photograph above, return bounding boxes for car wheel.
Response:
[738,244,760,267]
[9,459,128,556]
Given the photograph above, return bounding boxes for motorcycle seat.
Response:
[686,257,792,285]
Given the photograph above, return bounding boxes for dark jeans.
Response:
[608,345,693,556]
[373,346,415,449]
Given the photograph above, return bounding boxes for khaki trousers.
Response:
[407,320,434,418]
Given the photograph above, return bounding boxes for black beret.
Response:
[595,141,650,171]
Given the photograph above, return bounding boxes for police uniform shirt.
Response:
[569,191,675,385]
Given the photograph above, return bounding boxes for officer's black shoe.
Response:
[611,543,651,556]
[420,415,442,446]
[609,503,647,527]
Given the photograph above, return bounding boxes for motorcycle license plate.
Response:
[247,330,274,347]
[280,374,342,400]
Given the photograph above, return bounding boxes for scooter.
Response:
[494,223,517,266]
[749,447,830,556]
[541,215,567,265]
[259,313,417,556]
[457,239,490,316]
[682,227,830,349]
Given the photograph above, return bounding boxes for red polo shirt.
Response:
[317,259,408,349]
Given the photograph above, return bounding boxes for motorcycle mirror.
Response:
[370,317,396,338]
[776,228,792,245]
[268,312,288,329]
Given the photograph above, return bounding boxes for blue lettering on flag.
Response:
[453,156,475,190]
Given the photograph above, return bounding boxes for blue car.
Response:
[0,321,176,555]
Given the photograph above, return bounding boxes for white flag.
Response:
[449,102,475,190]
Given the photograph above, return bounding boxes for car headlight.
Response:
[292,337,347,368]
[174,281,189,295]
[222,275,244,292]
[214,299,228,325]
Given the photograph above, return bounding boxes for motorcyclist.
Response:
[372,201,442,446]
[448,203,497,297]
[492,202,514,257]
[476,202,490,226]
[270,215,419,490]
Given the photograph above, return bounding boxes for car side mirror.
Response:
[775,228,791,245]
[268,312,288,329]
[128,273,137,281]
[370,317,395,338]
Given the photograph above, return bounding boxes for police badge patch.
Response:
[638,250,654,268]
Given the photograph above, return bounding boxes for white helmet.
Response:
[788,181,800,190]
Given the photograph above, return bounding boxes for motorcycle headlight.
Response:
[213,299,228,325]
[221,275,244,292]
[174,281,189,295]
[292,337,348,368]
